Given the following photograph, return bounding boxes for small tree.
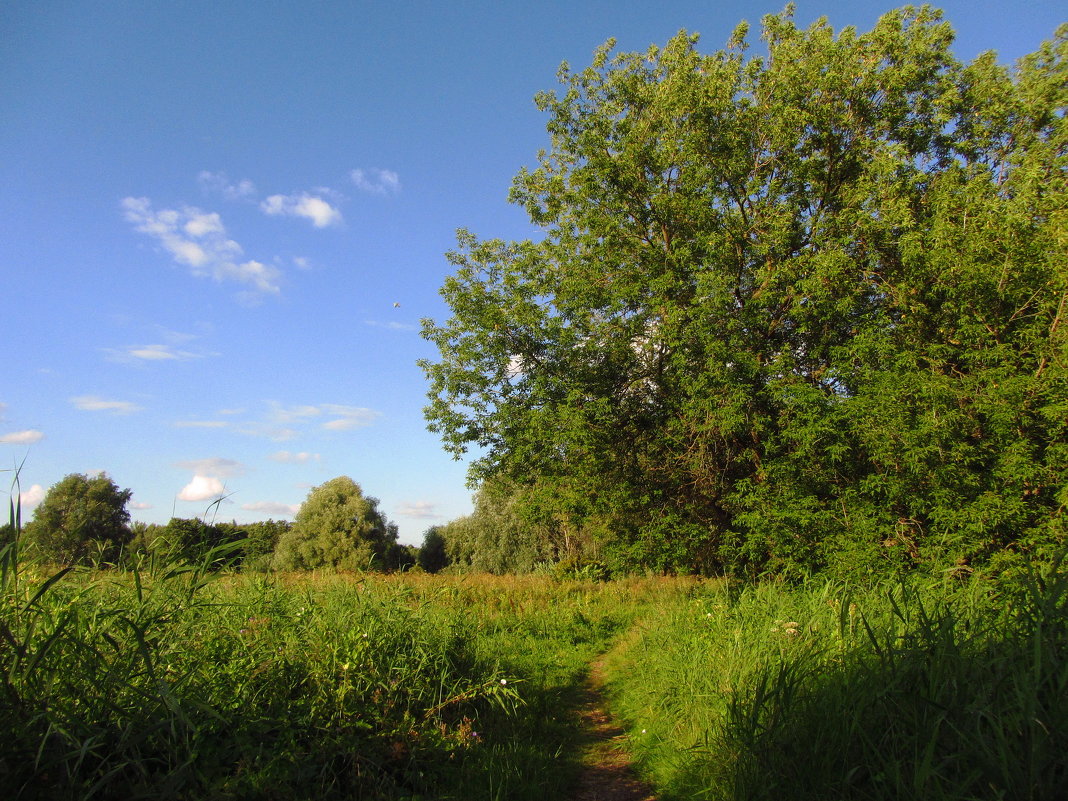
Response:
[417,526,449,573]
[23,473,132,565]
[273,477,397,571]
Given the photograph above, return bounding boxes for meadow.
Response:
[2,537,1065,800]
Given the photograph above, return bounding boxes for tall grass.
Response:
[602,566,1068,800]
[1,487,667,801]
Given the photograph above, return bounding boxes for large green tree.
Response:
[273,477,399,571]
[23,473,133,565]
[421,6,1067,577]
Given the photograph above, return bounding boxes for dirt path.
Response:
[571,657,657,801]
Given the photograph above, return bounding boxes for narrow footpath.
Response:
[571,658,657,801]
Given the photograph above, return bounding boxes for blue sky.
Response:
[2,1,1063,544]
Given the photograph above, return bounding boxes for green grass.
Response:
[601,565,1068,801]
[0,528,677,800]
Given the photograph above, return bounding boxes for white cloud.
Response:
[106,343,208,363]
[351,168,401,195]
[18,484,45,509]
[242,500,300,517]
[131,344,195,360]
[178,475,227,502]
[321,405,379,431]
[506,354,525,378]
[229,402,379,441]
[197,170,257,200]
[173,420,229,429]
[293,256,311,270]
[261,193,342,227]
[174,457,245,478]
[70,396,141,414]
[122,197,281,296]
[268,450,320,464]
[183,210,225,237]
[1,429,45,444]
[395,501,440,519]
[130,500,153,510]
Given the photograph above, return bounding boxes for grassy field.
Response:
[2,538,1066,800]
[0,539,683,800]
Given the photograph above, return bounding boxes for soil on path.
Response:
[571,658,657,801]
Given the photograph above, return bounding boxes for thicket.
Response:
[421,6,1068,579]
[128,516,290,569]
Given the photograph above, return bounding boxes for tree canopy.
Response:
[421,6,1067,578]
[273,476,401,571]
[23,473,133,565]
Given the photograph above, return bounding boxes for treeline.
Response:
[9,473,416,572]
[420,7,1068,580]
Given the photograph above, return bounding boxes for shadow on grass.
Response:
[658,576,1068,801]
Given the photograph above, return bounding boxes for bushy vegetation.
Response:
[127,516,289,570]
[432,478,601,575]
[19,474,409,575]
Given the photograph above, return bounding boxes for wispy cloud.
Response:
[173,420,229,429]
[106,343,209,363]
[70,396,141,414]
[1,429,45,445]
[197,170,257,200]
[261,193,342,228]
[266,403,323,425]
[269,450,320,464]
[321,405,379,431]
[351,168,401,195]
[364,319,418,332]
[174,457,245,478]
[395,501,441,519]
[242,500,300,517]
[130,500,153,510]
[238,424,299,442]
[122,197,281,296]
[224,402,380,441]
